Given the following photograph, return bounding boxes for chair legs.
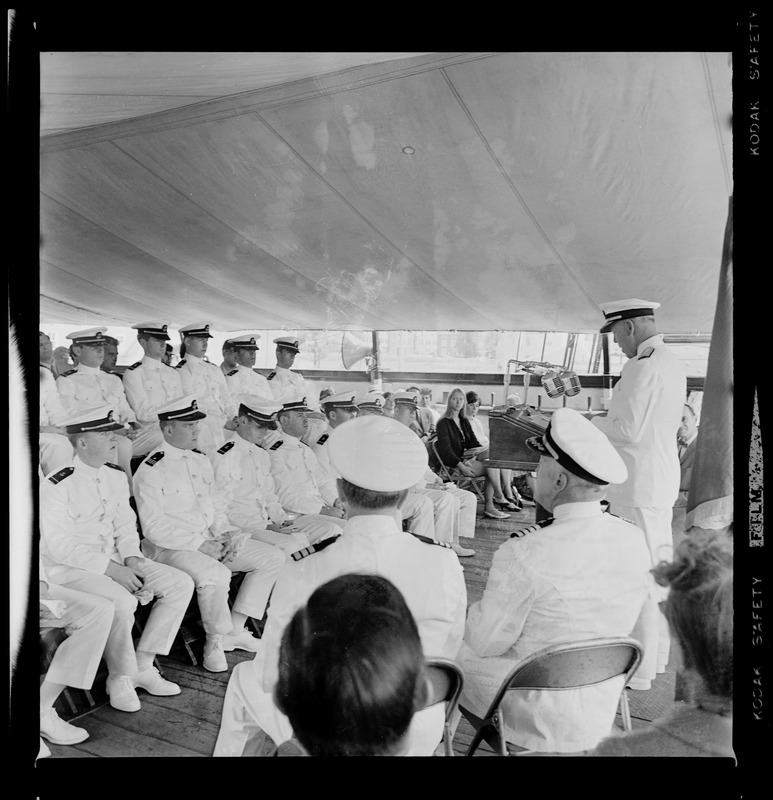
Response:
[619,688,632,731]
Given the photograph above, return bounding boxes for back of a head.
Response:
[652,529,733,699]
[275,574,427,756]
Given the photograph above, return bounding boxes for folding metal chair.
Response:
[463,636,643,756]
[430,438,486,503]
[425,657,465,756]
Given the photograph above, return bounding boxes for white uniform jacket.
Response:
[223,364,273,401]
[132,444,235,553]
[40,457,143,582]
[176,354,236,452]
[122,356,184,455]
[266,366,318,409]
[211,434,285,530]
[459,501,652,752]
[257,514,467,692]
[267,434,338,515]
[592,335,685,508]
[308,424,334,478]
[40,367,67,427]
[56,364,137,425]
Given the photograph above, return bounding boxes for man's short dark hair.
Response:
[339,477,406,511]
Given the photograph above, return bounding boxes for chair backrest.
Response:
[430,438,454,482]
[489,637,642,710]
[425,657,465,756]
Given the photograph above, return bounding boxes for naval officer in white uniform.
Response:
[266,336,319,410]
[457,408,653,752]
[222,334,273,399]
[211,395,344,554]
[40,405,194,714]
[175,323,237,454]
[213,415,467,757]
[132,395,286,674]
[39,365,73,475]
[122,322,184,458]
[591,298,686,685]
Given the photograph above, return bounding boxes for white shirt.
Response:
[468,415,490,448]
[211,433,286,530]
[266,433,338,515]
[176,354,236,422]
[224,364,273,401]
[459,501,652,752]
[40,456,142,582]
[254,513,467,692]
[267,366,318,409]
[40,367,67,427]
[592,334,685,507]
[132,443,235,553]
[308,422,335,478]
[56,363,136,424]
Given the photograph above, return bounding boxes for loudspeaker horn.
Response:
[341,332,374,370]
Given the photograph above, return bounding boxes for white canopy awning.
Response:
[39,51,732,334]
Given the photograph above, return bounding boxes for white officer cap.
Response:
[179,322,213,338]
[354,392,384,413]
[237,394,282,422]
[65,327,108,346]
[226,334,260,349]
[506,393,523,407]
[273,336,300,353]
[64,404,125,435]
[132,321,171,340]
[327,416,429,492]
[599,298,661,333]
[526,407,628,485]
[321,391,358,411]
[280,397,310,413]
[392,391,420,409]
[157,395,207,422]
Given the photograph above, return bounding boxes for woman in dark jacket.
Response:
[434,387,510,519]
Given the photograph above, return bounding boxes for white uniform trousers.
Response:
[401,493,437,539]
[415,488,458,543]
[213,657,446,757]
[248,516,344,555]
[39,433,74,476]
[40,584,114,689]
[609,503,673,686]
[446,486,478,539]
[56,561,194,678]
[143,539,285,635]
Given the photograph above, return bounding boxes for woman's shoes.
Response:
[495,499,522,512]
[483,509,510,520]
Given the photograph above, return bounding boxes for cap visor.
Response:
[599,320,616,334]
[175,411,207,420]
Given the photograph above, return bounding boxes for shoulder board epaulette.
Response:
[267,371,276,380]
[192,448,205,455]
[48,466,74,484]
[226,369,238,377]
[104,462,123,471]
[605,510,637,526]
[510,517,554,538]
[217,441,235,455]
[270,440,284,450]
[175,360,186,368]
[127,361,142,370]
[316,433,329,446]
[291,535,341,561]
[105,369,121,376]
[409,532,453,550]
[58,369,77,377]
[143,451,165,467]
[638,347,655,360]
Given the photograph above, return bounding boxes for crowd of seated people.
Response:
[34,321,730,760]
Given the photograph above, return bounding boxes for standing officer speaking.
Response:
[591,298,686,688]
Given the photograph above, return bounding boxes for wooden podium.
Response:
[484,406,552,470]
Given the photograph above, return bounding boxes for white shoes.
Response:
[39,708,90,745]
[134,665,181,696]
[222,627,261,653]
[451,542,475,557]
[106,674,142,712]
[203,637,228,672]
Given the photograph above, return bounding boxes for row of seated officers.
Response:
[36,309,702,757]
